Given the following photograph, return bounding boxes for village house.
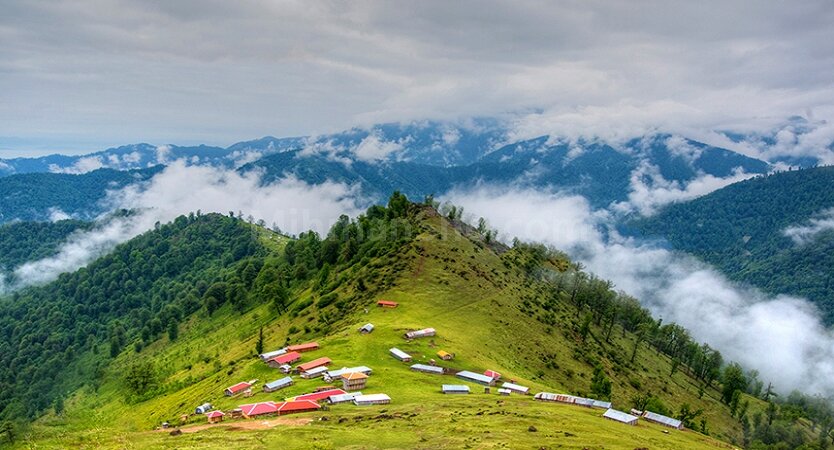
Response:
[358,323,374,334]
[436,350,454,360]
[297,357,332,375]
[328,392,362,404]
[267,351,302,368]
[455,370,496,386]
[300,366,329,379]
[325,366,373,380]
[292,388,347,403]
[389,347,412,362]
[441,384,470,394]
[377,300,398,308]
[239,401,278,418]
[404,328,436,339]
[500,382,530,395]
[259,348,287,361]
[410,363,444,374]
[642,411,683,429]
[353,393,391,406]
[497,388,511,396]
[341,372,368,391]
[279,364,293,374]
[287,342,320,353]
[275,400,321,415]
[224,381,252,396]
[603,408,639,426]
[263,376,294,393]
[484,370,501,380]
[205,410,225,424]
[592,400,612,409]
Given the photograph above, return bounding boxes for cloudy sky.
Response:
[1,0,833,156]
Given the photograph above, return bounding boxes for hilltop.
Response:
[0,195,824,449]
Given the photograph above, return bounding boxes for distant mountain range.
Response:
[0,120,772,223]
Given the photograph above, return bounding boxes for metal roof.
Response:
[591,400,612,409]
[602,408,639,424]
[359,323,374,332]
[389,347,411,360]
[353,393,391,403]
[260,348,287,360]
[643,411,683,429]
[328,392,362,403]
[456,370,495,385]
[501,382,529,393]
[327,366,373,378]
[264,377,293,390]
[411,364,444,374]
[497,388,512,394]
[442,384,470,392]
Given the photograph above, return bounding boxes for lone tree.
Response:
[256,326,265,355]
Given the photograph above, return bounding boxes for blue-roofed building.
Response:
[263,376,294,393]
[642,411,683,429]
[442,385,470,394]
[411,364,444,374]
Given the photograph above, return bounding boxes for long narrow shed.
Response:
[442,385,470,394]
[456,370,496,386]
[411,363,444,374]
[389,348,412,362]
[353,393,391,406]
[263,376,294,393]
[602,408,639,426]
[328,392,363,404]
[501,382,530,395]
[643,411,683,429]
[297,357,332,373]
[259,348,287,361]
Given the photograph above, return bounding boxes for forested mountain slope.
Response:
[0,167,162,223]
[0,219,93,272]
[0,196,825,449]
[633,166,834,323]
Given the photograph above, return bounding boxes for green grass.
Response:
[17,209,748,449]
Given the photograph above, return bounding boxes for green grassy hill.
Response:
[1,198,813,449]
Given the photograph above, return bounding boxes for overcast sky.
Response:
[1,0,833,156]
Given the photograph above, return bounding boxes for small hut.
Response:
[205,410,225,424]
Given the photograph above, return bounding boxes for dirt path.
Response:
[162,417,313,434]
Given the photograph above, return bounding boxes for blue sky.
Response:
[1,0,833,157]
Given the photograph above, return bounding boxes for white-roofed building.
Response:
[441,385,470,394]
[500,382,530,395]
[404,328,436,339]
[259,348,287,361]
[328,392,363,404]
[456,370,496,386]
[642,411,683,429]
[602,408,639,426]
[263,376,294,393]
[353,393,391,406]
[389,347,412,362]
[411,364,444,374]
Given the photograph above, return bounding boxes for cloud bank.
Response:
[446,185,834,396]
[7,162,366,288]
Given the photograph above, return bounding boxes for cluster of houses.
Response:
[191,310,684,433]
[199,340,391,424]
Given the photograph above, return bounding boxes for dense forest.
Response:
[0,166,162,223]
[0,219,92,271]
[633,166,834,324]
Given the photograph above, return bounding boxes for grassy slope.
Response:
[21,209,748,449]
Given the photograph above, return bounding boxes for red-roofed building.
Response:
[297,357,332,373]
[292,388,347,403]
[377,300,399,308]
[287,342,320,353]
[276,400,322,415]
[239,401,278,418]
[484,370,502,380]
[225,381,252,396]
[267,351,302,368]
[205,410,225,423]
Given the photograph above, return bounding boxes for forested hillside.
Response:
[0,220,92,271]
[633,166,834,323]
[0,167,162,223]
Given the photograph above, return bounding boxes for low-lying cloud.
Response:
[446,185,834,396]
[783,208,834,245]
[5,161,367,289]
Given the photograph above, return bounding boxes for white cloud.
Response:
[447,185,834,396]
[783,208,834,245]
[614,162,757,216]
[8,161,367,288]
[353,133,403,162]
[48,208,71,222]
[48,156,105,174]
